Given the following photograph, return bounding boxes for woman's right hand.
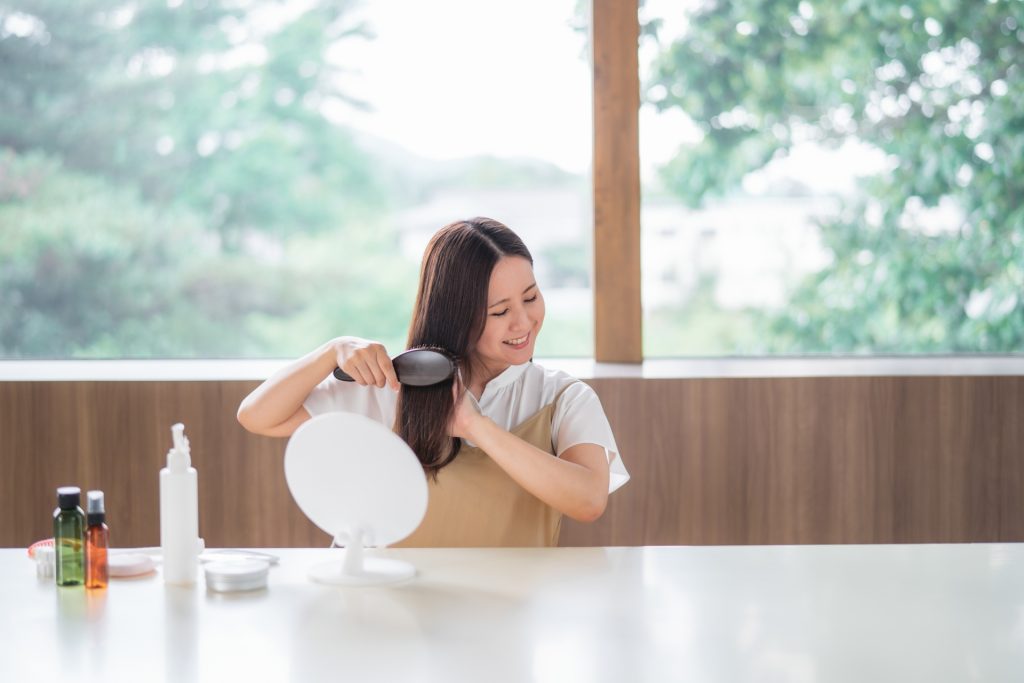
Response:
[333,337,400,391]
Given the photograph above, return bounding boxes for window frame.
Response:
[592,0,642,363]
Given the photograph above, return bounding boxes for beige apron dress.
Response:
[393,382,578,548]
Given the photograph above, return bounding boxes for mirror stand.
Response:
[308,524,416,586]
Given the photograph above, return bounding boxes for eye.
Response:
[491,309,509,317]
[525,295,538,303]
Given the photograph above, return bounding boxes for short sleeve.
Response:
[551,382,630,494]
[302,375,398,427]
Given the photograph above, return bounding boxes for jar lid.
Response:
[204,559,270,592]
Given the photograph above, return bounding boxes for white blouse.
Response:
[303,361,630,494]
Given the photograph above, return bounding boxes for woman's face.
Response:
[474,256,545,375]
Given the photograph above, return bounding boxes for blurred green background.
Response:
[2,0,1021,358]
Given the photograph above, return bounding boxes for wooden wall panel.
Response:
[559,376,1024,546]
[0,381,326,550]
[2,376,1023,549]
[998,379,1023,537]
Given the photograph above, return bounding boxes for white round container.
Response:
[109,553,156,578]
[203,559,270,592]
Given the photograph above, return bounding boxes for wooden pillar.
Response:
[592,0,642,362]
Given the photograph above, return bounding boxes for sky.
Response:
[315,0,705,178]
[315,0,885,192]
[322,0,593,173]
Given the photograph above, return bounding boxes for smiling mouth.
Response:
[503,332,530,346]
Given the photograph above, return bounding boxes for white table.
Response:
[2,545,1022,682]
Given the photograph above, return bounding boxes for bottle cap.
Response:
[87,490,105,514]
[56,486,81,509]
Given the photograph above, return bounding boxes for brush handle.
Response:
[333,348,455,386]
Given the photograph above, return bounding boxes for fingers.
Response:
[449,376,464,439]
[377,347,400,391]
[344,364,373,386]
[450,368,462,400]
[337,339,399,390]
[363,353,388,388]
[351,357,385,387]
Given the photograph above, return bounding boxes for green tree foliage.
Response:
[0,150,294,356]
[0,1,416,358]
[648,0,1024,352]
[1,0,385,243]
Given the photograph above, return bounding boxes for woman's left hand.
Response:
[448,372,484,439]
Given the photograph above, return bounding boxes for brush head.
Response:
[334,347,458,387]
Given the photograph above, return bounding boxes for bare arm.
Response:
[237,337,398,438]
[466,418,610,522]
[451,386,610,522]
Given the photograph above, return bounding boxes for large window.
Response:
[8,1,1019,363]
[0,0,592,359]
[640,0,1024,355]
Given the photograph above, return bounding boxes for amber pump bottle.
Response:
[85,490,109,589]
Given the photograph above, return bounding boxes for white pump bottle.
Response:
[160,422,199,585]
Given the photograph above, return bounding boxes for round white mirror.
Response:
[284,412,427,585]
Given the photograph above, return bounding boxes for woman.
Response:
[237,217,629,546]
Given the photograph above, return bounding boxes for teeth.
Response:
[504,335,528,345]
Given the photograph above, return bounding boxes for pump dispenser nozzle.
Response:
[86,490,105,521]
[168,423,191,471]
[172,422,188,451]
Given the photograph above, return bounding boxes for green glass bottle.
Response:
[54,486,85,586]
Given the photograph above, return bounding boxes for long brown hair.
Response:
[396,217,533,477]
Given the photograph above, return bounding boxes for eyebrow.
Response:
[488,283,537,308]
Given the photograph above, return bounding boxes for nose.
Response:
[511,306,531,333]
